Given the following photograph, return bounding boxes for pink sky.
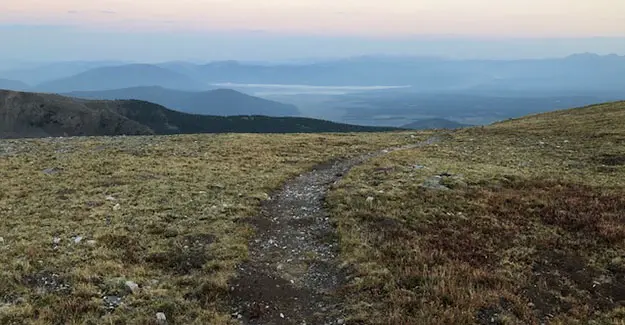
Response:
[2,0,625,37]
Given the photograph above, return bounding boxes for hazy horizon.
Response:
[3,0,625,63]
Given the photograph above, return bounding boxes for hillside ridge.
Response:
[0,89,399,138]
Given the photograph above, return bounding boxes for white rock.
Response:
[366,196,374,203]
[105,195,116,201]
[113,203,121,211]
[73,236,83,244]
[280,313,285,318]
[86,240,97,246]
[156,312,167,324]
[53,237,61,244]
[125,281,140,294]
[0,237,4,244]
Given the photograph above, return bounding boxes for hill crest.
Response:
[0,89,398,138]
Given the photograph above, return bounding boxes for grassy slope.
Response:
[0,132,414,324]
[328,101,625,324]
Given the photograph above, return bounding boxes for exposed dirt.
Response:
[595,154,625,166]
[230,138,439,325]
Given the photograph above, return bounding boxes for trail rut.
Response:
[230,138,438,325]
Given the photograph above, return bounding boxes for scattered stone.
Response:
[113,203,121,211]
[42,167,62,175]
[366,196,374,203]
[73,236,83,244]
[125,281,139,294]
[24,271,70,294]
[421,176,449,191]
[0,237,4,245]
[280,313,285,318]
[86,240,97,246]
[105,195,116,201]
[103,295,122,310]
[413,164,426,169]
[337,319,345,325]
[156,312,167,324]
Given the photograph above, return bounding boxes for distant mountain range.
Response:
[0,79,29,91]
[1,53,623,94]
[0,61,128,85]
[0,90,398,138]
[34,64,207,93]
[65,87,300,116]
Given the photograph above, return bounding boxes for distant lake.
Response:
[211,83,412,96]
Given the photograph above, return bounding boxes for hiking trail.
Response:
[230,137,439,325]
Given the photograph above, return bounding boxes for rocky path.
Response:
[230,138,439,325]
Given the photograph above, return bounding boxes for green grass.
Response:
[328,102,625,324]
[0,132,414,324]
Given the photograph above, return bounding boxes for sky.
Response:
[2,0,625,63]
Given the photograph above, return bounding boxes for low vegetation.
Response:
[0,132,413,324]
[2,99,623,324]
[328,102,625,324]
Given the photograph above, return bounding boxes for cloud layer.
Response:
[2,0,625,37]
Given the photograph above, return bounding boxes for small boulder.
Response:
[421,176,449,191]
[42,167,62,175]
[125,281,139,294]
[156,312,167,324]
[103,295,122,310]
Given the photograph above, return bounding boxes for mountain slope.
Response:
[0,61,127,85]
[328,100,625,324]
[0,90,153,138]
[401,118,471,130]
[0,78,29,91]
[66,86,300,116]
[0,90,398,138]
[35,64,206,93]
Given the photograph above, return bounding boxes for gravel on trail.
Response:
[230,137,439,325]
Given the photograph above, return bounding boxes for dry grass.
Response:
[0,132,414,324]
[328,102,625,324]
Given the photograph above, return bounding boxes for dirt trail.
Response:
[230,138,439,325]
